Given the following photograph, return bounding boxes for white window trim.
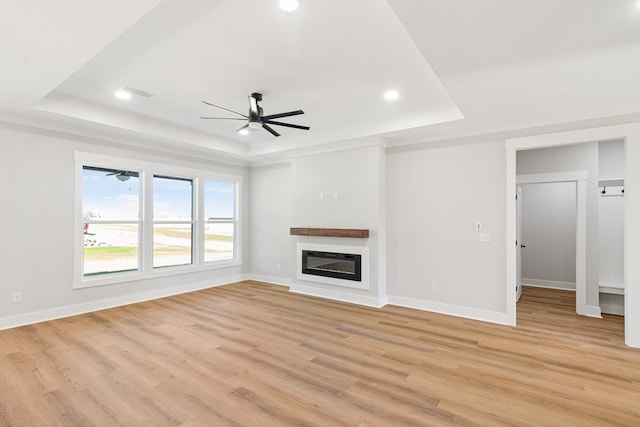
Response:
[74,151,242,289]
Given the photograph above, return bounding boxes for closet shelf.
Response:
[598,178,624,187]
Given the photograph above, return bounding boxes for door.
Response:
[516,186,523,302]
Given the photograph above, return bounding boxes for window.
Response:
[82,166,140,276]
[204,180,236,262]
[76,152,242,287]
[153,175,193,268]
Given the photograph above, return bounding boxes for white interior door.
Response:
[516,186,523,302]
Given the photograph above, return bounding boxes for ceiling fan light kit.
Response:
[201,92,310,138]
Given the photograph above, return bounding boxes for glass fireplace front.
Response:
[301,250,362,282]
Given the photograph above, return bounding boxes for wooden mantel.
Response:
[290,227,369,238]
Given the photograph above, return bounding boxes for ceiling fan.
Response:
[106,170,137,182]
[200,92,310,137]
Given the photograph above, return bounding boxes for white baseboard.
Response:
[289,283,385,308]
[246,274,291,287]
[0,274,248,331]
[284,282,510,325]
[599,281,624,295]
[522,278,576,291]
[386,295,510,326]
[581,305,602,318]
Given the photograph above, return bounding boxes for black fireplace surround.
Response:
[301,250,362,282]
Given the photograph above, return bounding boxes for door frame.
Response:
[516,172,588,315]
[505,123,640,348]
[516,186,523,302]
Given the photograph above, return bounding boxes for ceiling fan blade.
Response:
[201,100,248,118]
[236,123,249,132]
[264,120,310,131]
[261,110,304,121]
[200,117,246,120]
[262,124,281,137]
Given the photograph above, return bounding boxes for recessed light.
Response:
[114,88,132,100]
[279,0,299,12]
[384,90,399,101]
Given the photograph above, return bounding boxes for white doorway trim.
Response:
[505,123,640,348]
[516,171,592,317]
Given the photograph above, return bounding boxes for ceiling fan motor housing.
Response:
[249,93,264,127]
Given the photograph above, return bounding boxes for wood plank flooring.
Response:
[0,282,639,426]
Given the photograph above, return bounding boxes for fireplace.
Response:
[297,243,369,290]
[302,250,362,282]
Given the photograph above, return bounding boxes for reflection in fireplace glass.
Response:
[302,250,361,281]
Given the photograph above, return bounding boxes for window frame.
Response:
[152,174,195,269]
[202,179,238,264]
[74,152,242,289]
[81,165,142,277]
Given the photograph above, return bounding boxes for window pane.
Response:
[153,224,192,268]
[204,181,235,220]
[205,223,234,262]
[153,176,193,220]
[83,167,139,221]
[83,224,138,275]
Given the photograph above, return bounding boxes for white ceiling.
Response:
[2,0,640,164]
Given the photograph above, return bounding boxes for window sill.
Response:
[73,259,242,289]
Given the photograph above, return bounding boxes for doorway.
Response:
[505,123,640,348]
[519,182,577,296]
[516,173,587,315]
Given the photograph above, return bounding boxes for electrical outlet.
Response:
[431,282,438,292]
[319,192,325,200]
[276,263,281,271]
[12,292,22,303]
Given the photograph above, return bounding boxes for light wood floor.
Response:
[1,282,639,426]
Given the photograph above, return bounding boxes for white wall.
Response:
[0,124,250,329]
[599,196,624,287]
[289,144,386,306]
[598,140,625,287]
[624,135,640,346]
[386,140,507,321]
[249,163,292,284]
[291,145,383,230]
[516,143,600,307]
[520,182,576,288]
[599,140,625,180]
